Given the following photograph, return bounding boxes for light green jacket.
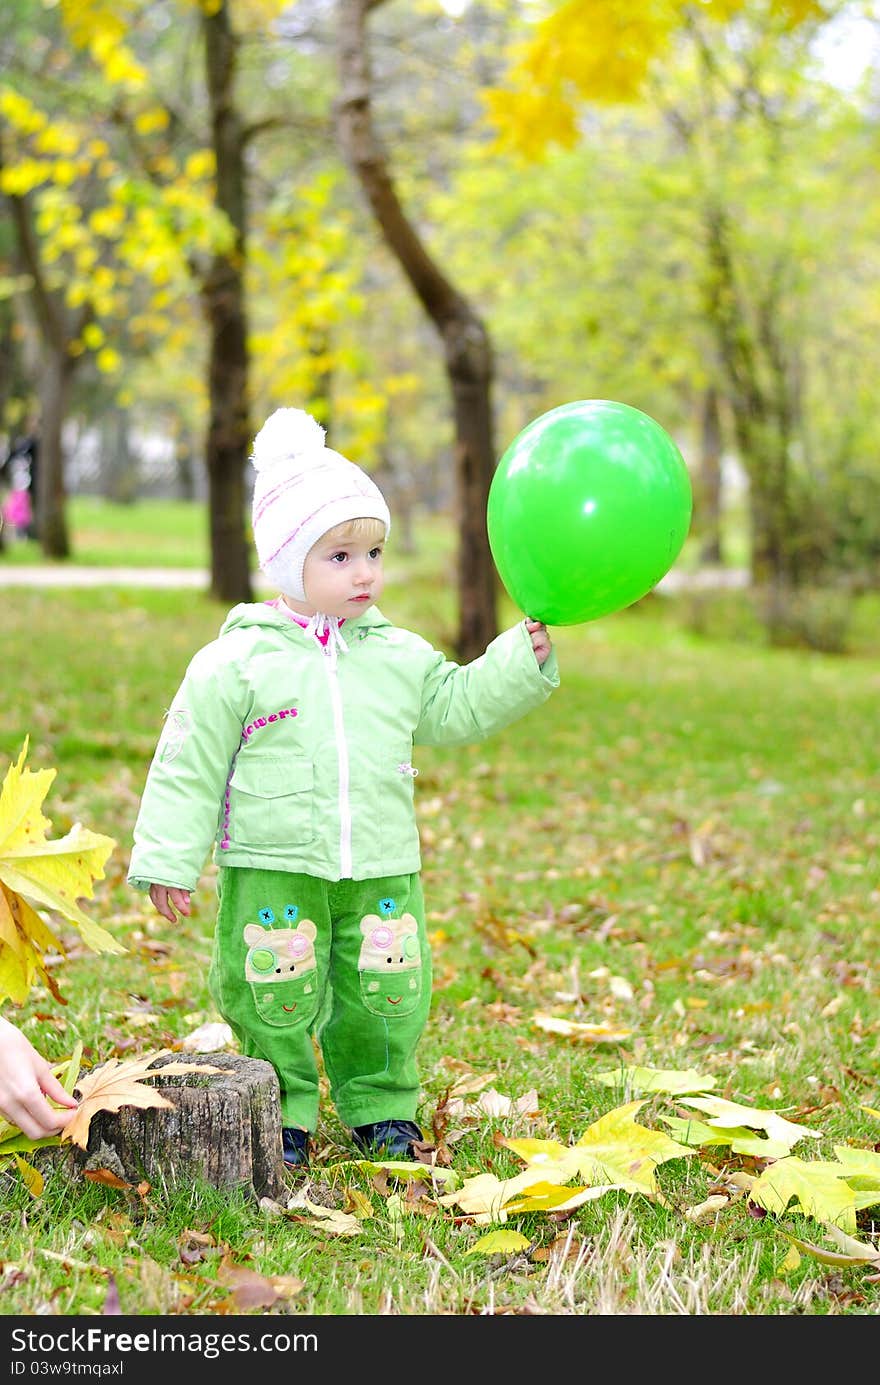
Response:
[128,602,559,890]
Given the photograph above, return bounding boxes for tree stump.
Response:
[72,1052,286,1202]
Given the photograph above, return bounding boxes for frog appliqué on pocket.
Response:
[244,915,319,1029]
[357,909,422,1018]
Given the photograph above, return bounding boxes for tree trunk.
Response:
[696,385,723,564]
[69,1052,286,1202]
[201,2,252,605]
[702,203,796,587]
[2,134,85,560]
[336,0,497,662]
[37,346,72,557]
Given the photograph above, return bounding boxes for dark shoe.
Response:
[351,1119,424,1160]
[282,1126,310,1169]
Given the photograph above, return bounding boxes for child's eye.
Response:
[369,547,383,560]
[330,551,348,564]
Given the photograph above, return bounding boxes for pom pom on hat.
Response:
[251,408,326,473]
[250,407,390,602]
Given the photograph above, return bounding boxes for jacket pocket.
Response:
[377,741,420,857]
[228,753,315,847]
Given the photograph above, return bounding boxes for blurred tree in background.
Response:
[1,0,878,643]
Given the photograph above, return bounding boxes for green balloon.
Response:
[487,399,693,625]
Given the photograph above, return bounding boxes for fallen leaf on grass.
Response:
[281,1185,365,1236]
[332,1156,460,1187]
[594,1065,716,1097]
[437,1170,557,1224]
[683,1194,729,1223]
[457,1086,541,1119]
[178,1230,217,1266]
[569,1101,693,1193]
[181,1022,234,1053]
[293,1206,363,1237]
[344,1187,374,1219]
[779,1222,880,1268]
[13,1155,42,1197]
[63,1051,225,1149]
[749,1157,865,1232]
[827,1145,880,1186]
[445,1070,499,1098]
[217,1261,304,1309]
[678,1096,821,1150]
[465,1229,531,1257]
[532,1013,632,1042]
[504,1180,620,1214]
[659,1113,796,1160]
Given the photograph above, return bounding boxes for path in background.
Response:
[0,564,749,591]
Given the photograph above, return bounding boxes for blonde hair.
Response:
[323,516,386,544]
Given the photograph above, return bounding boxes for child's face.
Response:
[299,530,385,618]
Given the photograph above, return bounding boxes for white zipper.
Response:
[325,657,352,877]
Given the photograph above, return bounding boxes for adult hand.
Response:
[0,1016,78,1139]
[149,884,192,923]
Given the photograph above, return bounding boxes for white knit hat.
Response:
[250,408,391,600]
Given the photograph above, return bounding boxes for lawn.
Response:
[0,515,878,1318]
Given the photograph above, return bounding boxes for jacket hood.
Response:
[218,601,392,642]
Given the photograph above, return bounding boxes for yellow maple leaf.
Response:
[660,1112,795,1159]
[465,1229,531,1257]
[572,1100,695,1194]
[749,1156,862,1232]
[503,1180,620,1214]
[678,1096,820,1150]
[62,1050,226,1150]
[0,739,122,1004]
[594,1065,716,1096]
[437,1169,562,1224]
[532,1012,632,1042]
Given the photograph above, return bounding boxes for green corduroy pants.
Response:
[208,866,431,1132]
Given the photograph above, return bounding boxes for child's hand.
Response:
[149,884,192,923]
[525,618,552,666]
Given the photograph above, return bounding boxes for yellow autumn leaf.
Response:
[532,1012,632,1042]
[678,1096,821,1150]
[14,1155,43,1197]
[595,1065,716,1096]
[572,1101,695,1195]
[828,1146,880,1187]
[498,1136,575,1168]
[659,1113,796,1160]
[437,1169,566,1224]
[0,740,122,997]
[522,1183,624,1214]
[63,1050,226,1150]
[503,1180,622,1214]
[778,1243,801,1273]
[780,1224,880,1268]
[748,1157,862,1232]
[465,1229,531,1257]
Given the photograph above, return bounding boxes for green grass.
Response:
[0,497,210,568]
[0,519,878,1316]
